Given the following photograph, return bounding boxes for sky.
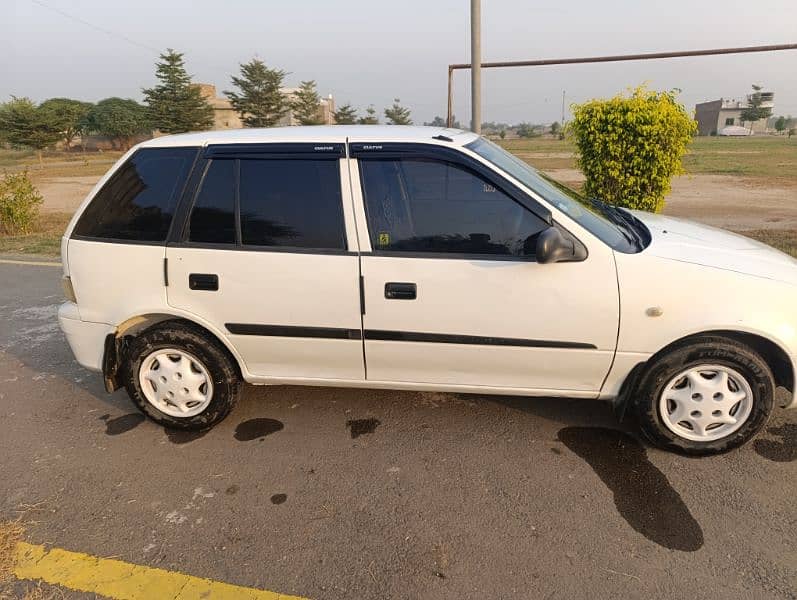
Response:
[3,0,796,125]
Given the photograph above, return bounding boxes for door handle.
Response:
[385,282,416,300]
[189,273,219,291]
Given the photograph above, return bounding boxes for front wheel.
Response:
[124,323,241,430]
[633,336,774,455]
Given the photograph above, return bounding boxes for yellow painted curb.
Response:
[13,542,308,600]
[0,258,62,267]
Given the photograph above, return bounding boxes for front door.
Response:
[167,143,364,381]
[352,146,619,393]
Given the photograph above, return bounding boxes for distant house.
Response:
[695,92,774,136]
[193,83,336,129]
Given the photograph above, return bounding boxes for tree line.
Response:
[0,49,414,158]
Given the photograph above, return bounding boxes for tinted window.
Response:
[239,159,345,249]
[360,158,548,257]
[189,160,236,244]
[74,147,196,241]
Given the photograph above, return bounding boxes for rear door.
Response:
[351,143,619,393]
[166,143,364,381]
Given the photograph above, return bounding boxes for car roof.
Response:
[139,125,479,148]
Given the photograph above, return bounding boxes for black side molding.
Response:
[226,323,362,340]
[363,330,596,349]
[225,323,595,349]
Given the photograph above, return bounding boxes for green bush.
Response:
[0,171,44,235]
[569,87,696,212]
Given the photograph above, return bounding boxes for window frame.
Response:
[353,143,559,262]
[171,143,353,255]
[71,146,200,246]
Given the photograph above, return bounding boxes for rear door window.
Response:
[183,155,347,251]
[238,159,345,249]
[73,147,197,242]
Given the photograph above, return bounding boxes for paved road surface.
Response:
[1,261,795,599]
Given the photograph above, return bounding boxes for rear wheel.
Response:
[633,336,774,455]
[124,323,241,430]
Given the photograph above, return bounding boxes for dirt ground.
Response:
[541,169,797,230]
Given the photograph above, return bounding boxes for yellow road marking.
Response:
[13,542,308,600]
[0,258,62,267]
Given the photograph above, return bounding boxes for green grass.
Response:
[0,148,123,183]
[0,212,71,256]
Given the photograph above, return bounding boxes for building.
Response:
[695,92,774,136]
[193,83,336,129]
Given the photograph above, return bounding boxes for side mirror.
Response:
[536,226,576,264]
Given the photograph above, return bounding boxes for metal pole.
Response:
[447,66,454,128]
[447,43,796,130]
[470,0,481,133]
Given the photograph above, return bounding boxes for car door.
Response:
[350,143,619,393]
[166,143,364,381]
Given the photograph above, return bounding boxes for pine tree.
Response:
[225,59,288,128]
[357,105,379,125]
[333,103,358,124]
[142,49,214,133]
[384,98,412,125]
[291,80,323,125]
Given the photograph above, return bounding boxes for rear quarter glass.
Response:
[73,147,198,242]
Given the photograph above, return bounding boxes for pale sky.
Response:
[3,0,796,124]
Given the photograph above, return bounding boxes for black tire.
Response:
[632,336,774,455]
[123,322,241,430]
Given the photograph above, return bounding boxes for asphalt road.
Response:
[1,260,795,599]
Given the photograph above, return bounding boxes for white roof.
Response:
[141,125,478,148]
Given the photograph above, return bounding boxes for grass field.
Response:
[0,149,123,183]
[497,135,797,185]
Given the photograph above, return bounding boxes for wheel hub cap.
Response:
[138,349,213,418]
[659,364,753,442]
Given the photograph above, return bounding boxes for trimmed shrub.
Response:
[569,87,696,212]
[0,171,44,235]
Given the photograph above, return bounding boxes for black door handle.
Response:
[189,273,219,291]
[385,282,416,300]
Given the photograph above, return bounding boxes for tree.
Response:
[498,129,506,140]
[225,58,288,128]
[143,49,214,133]
[516,123,538,138]
[83,98,150,150]
[291,80,323,125]
[550,121,561,135]
[333,103,358,124]
[774,116,787,132]
[740,84,772,131]
[569,86,696,213]
[425,116,446,127]
[38,98,93,150]
[384,98,412,125]
[357,105,379,125]
[0,97,63,166]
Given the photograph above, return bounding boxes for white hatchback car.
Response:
[58,126,797,454]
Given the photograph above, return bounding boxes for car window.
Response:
[189,159,236,244]
[74,147,196,242]
[359,158,548,257]
[238,159,346,249]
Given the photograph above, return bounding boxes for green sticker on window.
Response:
[378,232,390,246]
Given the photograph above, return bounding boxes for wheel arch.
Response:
[618,329,795,409]
[103,312,246,392]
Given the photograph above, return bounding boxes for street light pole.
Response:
[470,0,481,133]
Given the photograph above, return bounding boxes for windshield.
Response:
[465,137,647,253]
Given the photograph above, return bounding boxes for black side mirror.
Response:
[536,226,576,264]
